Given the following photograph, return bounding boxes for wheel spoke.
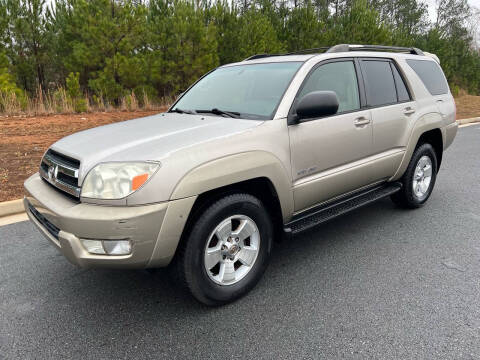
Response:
[237,246,257,267]
[415,182,421,194]
[420,180,429,193]
[232,219,256,241]
[423,164,432,178]
[218,261,235,283]
[205,247,222,270]
[215,220,232,241]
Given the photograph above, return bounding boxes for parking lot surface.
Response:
[1,124,479,359]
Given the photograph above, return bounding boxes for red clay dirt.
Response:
[0,110,164,202]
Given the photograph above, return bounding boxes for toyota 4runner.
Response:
[24,44,458,305]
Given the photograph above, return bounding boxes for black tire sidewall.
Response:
[183,194,273,305]
[402,143,438,206]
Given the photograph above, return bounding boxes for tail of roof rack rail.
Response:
[326,44,424,55]
[244,43,425,61]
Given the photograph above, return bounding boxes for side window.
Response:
[391,64,411,102]
[406,59,448,95]
[361,60,397,106]
[298,61,360,113]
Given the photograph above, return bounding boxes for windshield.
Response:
[172,62,303,120]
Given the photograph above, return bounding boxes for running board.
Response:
[284,182,402,236]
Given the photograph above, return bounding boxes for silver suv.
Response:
[24,44,458,305]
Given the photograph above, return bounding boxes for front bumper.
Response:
[24,173,195,269]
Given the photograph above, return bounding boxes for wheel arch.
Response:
[182,176,285,246]
[170,151,294,222]
[391,113,444,181]
[417,128,443,169]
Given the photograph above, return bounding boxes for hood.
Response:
[51,113,263,180]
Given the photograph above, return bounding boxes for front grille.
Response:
[28,202,60,240]
[39,149,81,198]
[48,149,80,169]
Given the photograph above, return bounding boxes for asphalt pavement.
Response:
[1,124,479,359]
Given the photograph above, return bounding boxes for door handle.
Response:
[404,107,415,115]
[354,117,370,127]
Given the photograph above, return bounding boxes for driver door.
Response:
[288,59,374,212]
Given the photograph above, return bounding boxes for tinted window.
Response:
[406,59,448,95]
[298,61,360,113]
[391,64,410,102]
[362,60,397,106]
[173,62,302,119]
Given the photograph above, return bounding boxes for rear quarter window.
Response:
[406,59,449,95]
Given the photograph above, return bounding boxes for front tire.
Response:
[391,143,438,208]
[177,193,273,306]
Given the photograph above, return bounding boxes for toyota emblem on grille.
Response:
[47,165,58,181]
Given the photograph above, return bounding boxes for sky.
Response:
[425,0,480,22]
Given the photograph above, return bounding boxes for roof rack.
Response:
[243,53,281,61]
[284,47,330,55]
[243,48,329,61]
[244,44,424,61]
[327,44,424,55]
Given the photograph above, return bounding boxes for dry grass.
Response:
[0,87,171,116]
[1,86,478,119]
[454,94,480,119]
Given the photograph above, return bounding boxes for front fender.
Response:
[170,151,294,222]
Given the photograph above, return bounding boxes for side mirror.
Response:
[294,91,339,122]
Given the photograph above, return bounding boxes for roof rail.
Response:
[326,44,424,55]
[243,54,279,61]
[243,48,329,61]
[284,47,330,55]
[244,44,425,61]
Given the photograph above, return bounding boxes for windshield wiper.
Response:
[196,108,241,118]
[171,108,197,115]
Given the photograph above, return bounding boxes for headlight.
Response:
[81,162,160,199]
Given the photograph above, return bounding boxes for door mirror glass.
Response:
[296,91,339,121]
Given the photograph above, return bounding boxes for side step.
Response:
[284,182,402,236]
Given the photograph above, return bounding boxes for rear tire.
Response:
[176,193,273,306]
[391,143,438,208]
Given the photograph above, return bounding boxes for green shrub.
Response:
[66,72,81,100]
[450,84,460,97]
[133,85,157,106]
[74,98,87,113]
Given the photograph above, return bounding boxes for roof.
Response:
[233,44,438,65]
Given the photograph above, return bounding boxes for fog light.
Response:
[103,240,131,255]
[81,239,105,254]
[81,239,131,255]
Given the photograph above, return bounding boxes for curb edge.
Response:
[0,199,25,218]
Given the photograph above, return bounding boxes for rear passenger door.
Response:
[360,58,414,156]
